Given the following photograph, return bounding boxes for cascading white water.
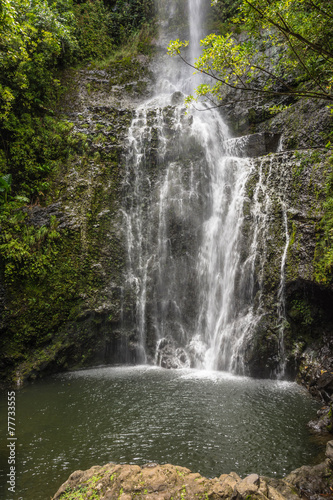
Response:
[193,155,253,371]
[239,155,294,377]
[188,0,205,66]
[276,205,290,378]
[121,0,289,375]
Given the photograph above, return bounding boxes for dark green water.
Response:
[0,366,323,500]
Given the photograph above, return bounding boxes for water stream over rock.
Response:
[121,0,289,374]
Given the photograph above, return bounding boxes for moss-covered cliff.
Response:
[240,150,333,379]
[214,71,333,396]
[1,59,333,389]
[1,1,333,392]
[0,57,154,385]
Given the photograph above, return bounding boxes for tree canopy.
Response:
[0,0,77,123]
[0,0,154,204]
[168,0,333,108]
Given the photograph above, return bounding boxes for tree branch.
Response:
[244,0,333,59]
[278,27,329,96]
[304,0,333,21]
[177,52,333,101]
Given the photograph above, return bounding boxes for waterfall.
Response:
[276,205,290,378]
[121,0,289,375]
[193,155,254,371]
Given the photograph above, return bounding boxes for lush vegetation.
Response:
[169,0,333,107]
[0,0,155,233]
[0,0,154,204]
[209,0,242,34]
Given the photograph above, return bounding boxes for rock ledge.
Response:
[52,441,333,500]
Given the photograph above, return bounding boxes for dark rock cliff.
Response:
[221,83,333,401]
[221,79,333,401]
[1,52,333,396]
[242,150,333,380]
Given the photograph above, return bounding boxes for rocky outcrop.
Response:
[223,91,333,150]
[225,132,281,157]
[52,441,333,500]
[52,463,293,500]
[156,337,191,369]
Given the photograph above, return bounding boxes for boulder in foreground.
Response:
[52,441,333,500]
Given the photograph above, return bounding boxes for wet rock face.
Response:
[52,441,333,499]
[308,406,333,434]
[240,149,333,380]
[61,58,154,113]
[156,337,190,369]
[50,62,155,366]
[225,132,281,158]
[223,93,333,150]
[216,55,333,385]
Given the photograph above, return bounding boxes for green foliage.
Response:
[0,0,155,206]
[0,222,96,354]
[0,0,78,208]
[59,485,90,500]
[92,21,156,67]
[0,209,61,281]
[314,163,333,283]
[0,174,12,202]
[1,114,74,203]
[74,0,113,61]
[180,485,187,499]
[0,0,78,123]
[58,474,104,499]
[209,0,242,34]
[106,0,155,46]
[290,299,313,326]
[73,0,155,61]
[168,0,333,107]
[0,0,155,120]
